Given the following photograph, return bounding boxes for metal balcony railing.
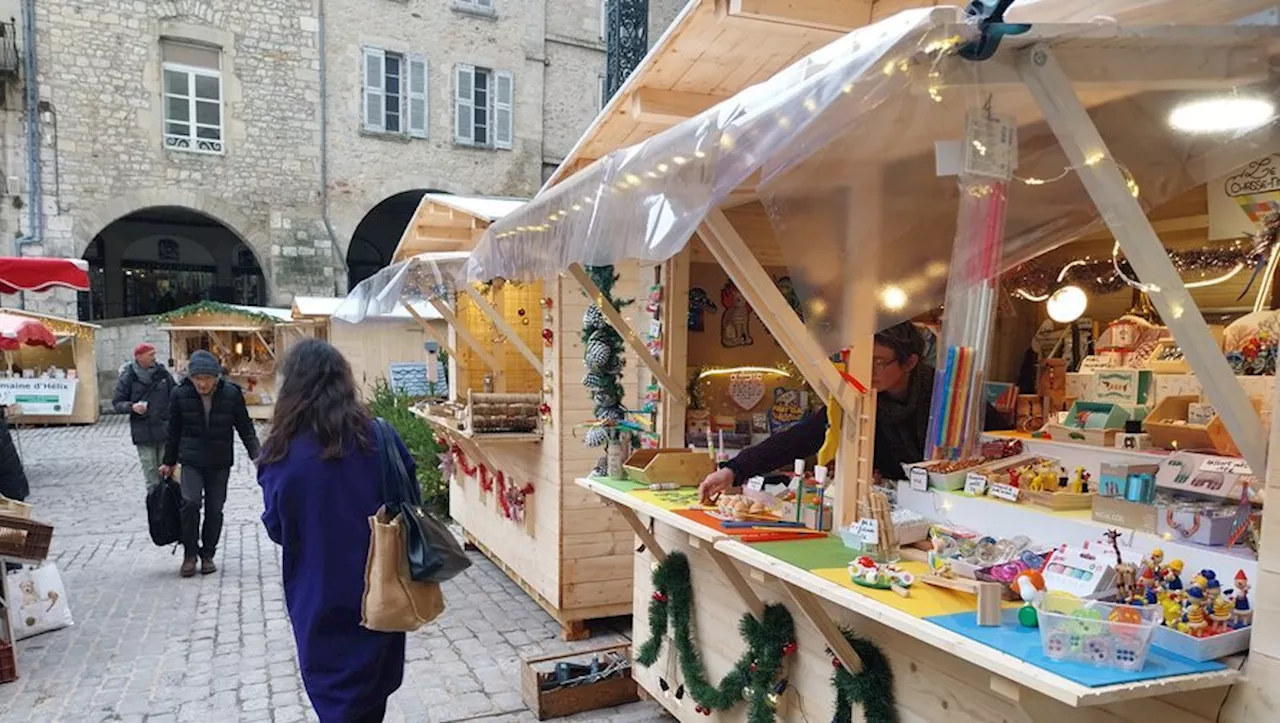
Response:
[0,20,18,78]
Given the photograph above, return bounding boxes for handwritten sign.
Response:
[909,467,929,492]
[990,483,1020,503]
[964,473,988,496]
[1199,458,1251,476]
[856,518,880,545]
[746,476,765,492]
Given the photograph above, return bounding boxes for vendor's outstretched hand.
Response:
[698,467,736,505]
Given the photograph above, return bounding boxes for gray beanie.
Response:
[187,350,222,378]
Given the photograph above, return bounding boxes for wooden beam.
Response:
[566,263,689,404]
[629,87,728,126]
[610,502,667,563]
[781,581,864,674]
[458,283,544,376]
[401,301,461,361]
[1075,214,1209,242]
[708,548,765,619]
[723,0,869,32]
[412,224,478,242]
[253,330,276,360]
[425,296,504,373]
[697,210,860,418]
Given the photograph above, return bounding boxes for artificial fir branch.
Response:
[581,264,632,461]
[636,552,798,722]
[831,628,899,723]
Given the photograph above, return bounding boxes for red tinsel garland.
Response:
[451,445,534,523]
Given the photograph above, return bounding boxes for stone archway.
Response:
[346,188,447,290]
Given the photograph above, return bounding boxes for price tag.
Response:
[990,482,1020,503]
[909,467,929,492]
[964,473,988,496]
[963,112,1017,181]
[1199,458,1251,476]
[746,476,765,492]
[856,518,880,544]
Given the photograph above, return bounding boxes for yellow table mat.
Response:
[811,562,1017,619]
[629,488,703,511]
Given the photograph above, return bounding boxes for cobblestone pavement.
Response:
[0,416,672,723]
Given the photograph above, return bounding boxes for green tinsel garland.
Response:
[831,628,899,723]
[636,552,797,723]
[152,300,281,326]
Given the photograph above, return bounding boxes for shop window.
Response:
[454,64,513,149]
[362,47,428,138]
[161,40,224,154]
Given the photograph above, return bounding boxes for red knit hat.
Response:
[133,343,156,357]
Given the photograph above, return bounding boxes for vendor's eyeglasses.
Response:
[871,356,899,371]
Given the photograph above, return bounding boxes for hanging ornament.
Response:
[438,451,456,484]
[517,308,526,316]
[542,327,554,347]
[538,402,551,421]
[539,297,553,309]
[584,425,609,447]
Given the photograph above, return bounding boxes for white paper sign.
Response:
[1199,458,1251,476]
[746,476,765,492]
[856,518,880,544]
[990,482,1020,503]
[964,473,988,496]
[0,378,77,416]
[964,112,1017,180]
[909,467,929,492]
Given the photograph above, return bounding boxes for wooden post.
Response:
[662,250,691,446]
[1020,43,1267,474]
[567,263,688,403]
[459,281,544,375]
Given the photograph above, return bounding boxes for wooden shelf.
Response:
[409,406,542,442]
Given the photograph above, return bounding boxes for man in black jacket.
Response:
[160,350,260,577]
[112,343,175,492]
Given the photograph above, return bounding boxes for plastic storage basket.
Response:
[1036,595,1160,671]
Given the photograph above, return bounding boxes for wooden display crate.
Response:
[520,643,638,720]
[1024,489,1096,511]
[1144,340,1190,374]
[623,448,714,486]
[1144,395,1257,457]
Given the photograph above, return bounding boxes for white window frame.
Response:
[162,62,224,155]
[454,64,513,150]
[363,47,428,139]
[600,0,609,42]
[598,75,607,110]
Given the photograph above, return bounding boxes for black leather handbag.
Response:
[373,418,471,583]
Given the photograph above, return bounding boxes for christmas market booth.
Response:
[0,310,100,426]
[154,302,309,420]
[436,3,1280,723]
[290,296,447,400]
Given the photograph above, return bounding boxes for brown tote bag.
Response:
[360,506,445,632]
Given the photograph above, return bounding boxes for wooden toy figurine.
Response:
[1014,570,1046,628]
[1163,559,1185,593]
[1183,587,1208,637]
[1233,570,1252,628]
[1068,467,1090,494]
[1211,595,1234,634]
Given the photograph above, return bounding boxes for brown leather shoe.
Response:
[180,558,197,577]
[200,557,217,575]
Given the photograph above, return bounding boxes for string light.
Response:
[697,365,793,380]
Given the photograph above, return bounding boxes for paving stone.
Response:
[0,416,672,722]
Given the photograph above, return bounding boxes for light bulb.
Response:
[1169,97,1275,134]
[1046,285,1087,324]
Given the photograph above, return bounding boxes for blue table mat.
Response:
[924,608,1226,687]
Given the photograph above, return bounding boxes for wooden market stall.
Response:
[444,1,1280,722]
[291,296,448,399]
[154,302,303,420]
[0,309,99,425]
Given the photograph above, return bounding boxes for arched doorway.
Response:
[78,206,266,320]
[347,189,439,290]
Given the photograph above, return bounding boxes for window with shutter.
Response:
[454,64,475,145]
[494,70,513,149]
[362,46,386,132]
[162,40,224,154]
[407,54,428,138]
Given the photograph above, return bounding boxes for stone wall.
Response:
[94,317,170,412]
[30,0,328,313]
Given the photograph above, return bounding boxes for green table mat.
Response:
[588,475,647,493]
[747,535,856,571]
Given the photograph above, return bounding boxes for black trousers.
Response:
[179,466,230,560]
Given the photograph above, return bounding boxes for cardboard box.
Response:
[1090,369,1153,405]
[1091,495,1158,534]
[1157,503,1238,546]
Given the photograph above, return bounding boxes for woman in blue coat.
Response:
[258,339,411,722]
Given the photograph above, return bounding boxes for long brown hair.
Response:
[259,339,372,464]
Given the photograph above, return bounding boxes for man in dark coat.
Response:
[161,350,260,577]
[0,410,27,502]
[112,343,175,492]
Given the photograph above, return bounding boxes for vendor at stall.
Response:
[699,322,1008,502]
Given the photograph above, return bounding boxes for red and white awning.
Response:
[0,257,90,294]
[0,312,57,351]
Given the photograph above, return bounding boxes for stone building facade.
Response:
[0,0,686,322]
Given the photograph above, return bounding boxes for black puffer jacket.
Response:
[163,378,261,469]
[0,413,27,501]
[112,363,175,445]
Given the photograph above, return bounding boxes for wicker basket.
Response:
[0,514,52,561]
[0,496,31,520]
[0,641,15,684]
